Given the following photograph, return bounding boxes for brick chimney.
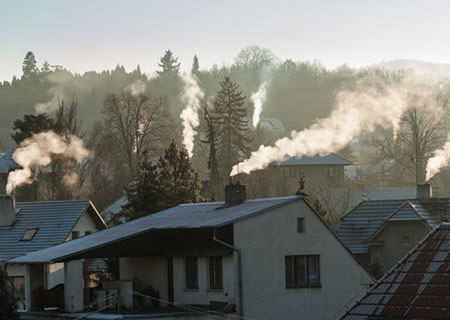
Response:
[225,180,247,206]
[417,183,432,200]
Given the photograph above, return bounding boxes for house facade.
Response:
[338,222,450,320]
[10,183,372,320]
[0,196,107,310]
[338,184,449,276]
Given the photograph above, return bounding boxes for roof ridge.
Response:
[17,199,90,205]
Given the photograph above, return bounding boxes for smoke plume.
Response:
[180,73,205,157]
[251,81,268,127]
[125,79,146,96]
[231,77,424,176]
[6,131,92,194]
[35,71,73,113]
[426,132,450,181]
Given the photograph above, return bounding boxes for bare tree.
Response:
[234,46,276,71]
[102,92,175,175]
[371,88,450,185]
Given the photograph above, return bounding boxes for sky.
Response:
[1,0,450,81]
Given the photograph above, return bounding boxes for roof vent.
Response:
[417,183,432,200]
[224,180,247,206]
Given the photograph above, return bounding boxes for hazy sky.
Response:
[1,0,450,81]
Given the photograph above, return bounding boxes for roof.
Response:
[338,223,450,320]
[9,196,302,264]
[259,117,286,132]
[338,198,450,254]
[101,196,128,224]
[0,200,104,261]
[0,149,19,173]
[270,153,352,167]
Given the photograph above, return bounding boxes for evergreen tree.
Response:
[191,55,200,75]
[0,264,18,320]
[22,51,38,80]
[124,141,201,220]
[11,114,56,145]
[202,105,222,199]
[157,50,181,75]
[213,77,251,176]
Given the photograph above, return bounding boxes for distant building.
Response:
[338,184,449,275]
[338,222,450,320]
[0,196,107,310]
[11,183,372,319]
[0,149,19,194]
[100,195,127,226]
[267,153,353,195]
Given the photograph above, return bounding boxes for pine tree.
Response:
[213,77,251,176]
[125,141,201,220]
[157,50,181,76]
[0,264,18,320]
[22,51,38,80]
[202,105,222,199]
[191,55,199,75]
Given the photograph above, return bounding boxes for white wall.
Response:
[66,210,99,241]
[64,260,83,312]
[6,264,28,310]
[234,199,372,320]
[47,263,64,290]
[173,255,237,305]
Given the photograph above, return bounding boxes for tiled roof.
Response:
[0,200,91,261]
[101,195,127,224]
[9,196,302,264]
[0,149,19,173]
[338,223,450,320]
[270,153,352,166]
[338,198,450,254]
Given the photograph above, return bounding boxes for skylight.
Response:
[21,228,38,241]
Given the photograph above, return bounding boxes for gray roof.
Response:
[270,153,352,166]
[9,196,302,264]
[338,198,450,254]
[0,149,19,173]
[101,196,128,224]
[259,118,286,132]
[0,200,102,261]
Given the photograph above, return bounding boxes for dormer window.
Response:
[21,228,38,241]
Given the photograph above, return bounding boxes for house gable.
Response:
[233,199,372,320]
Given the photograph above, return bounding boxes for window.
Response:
[297,218,305,233]
[327,166,340,184]
[185,257,198,289]
[72,231,79,239]
[10,276,25,300]
[20,228,38,241]
[285,255,320,288]
[209,257,223,290]
[85,231,92,236]
[402,234,412,245]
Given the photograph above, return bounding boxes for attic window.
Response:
[21,228,38,241]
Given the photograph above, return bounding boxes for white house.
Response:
[10,183,373,320]
[0,195,107,310]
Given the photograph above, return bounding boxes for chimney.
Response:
[225,180,247,206]
[0,195,15,226]
[417,183,432,200]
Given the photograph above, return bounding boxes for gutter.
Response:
[212,227,243,318]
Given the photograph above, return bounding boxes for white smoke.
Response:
[251,81,268,127]
[231,77,430,176]
[180,73,205,157]
[426,132,450,181]
[125,79,146,96]
[35,71,73,113]
[6,131,92,194]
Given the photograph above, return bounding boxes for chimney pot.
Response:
[0,195,15,226]
[417,183,432,200]
[225,181,247,206]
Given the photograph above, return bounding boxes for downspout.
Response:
[212,227,243,318]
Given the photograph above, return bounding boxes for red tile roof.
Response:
[339,223,450,320]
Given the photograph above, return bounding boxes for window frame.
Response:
[20,228,39,241]
[208,256,223,290]
[185,256,199,290]
[297,218,305,233]
[72,231,80,240]
[402,233,412,245]
[285,255,321,289]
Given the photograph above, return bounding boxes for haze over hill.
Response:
[372,59,450,77]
